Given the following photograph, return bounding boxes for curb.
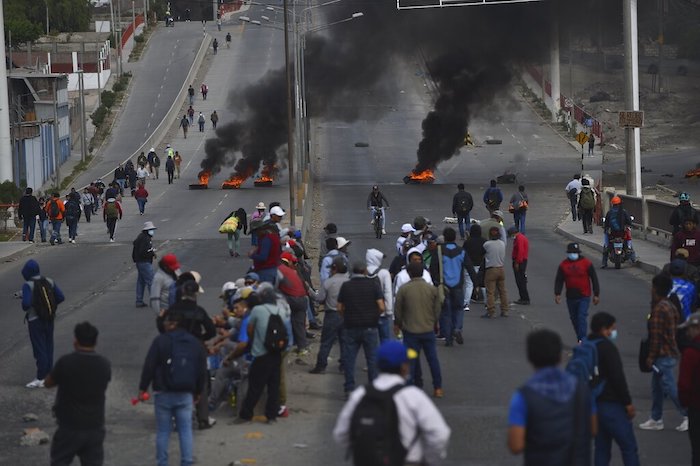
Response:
[554,224,661,275]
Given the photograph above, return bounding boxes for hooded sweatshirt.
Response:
[366,248,393,316]
[21,259,65,321]
[393,247,433,295]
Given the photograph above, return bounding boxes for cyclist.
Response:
[366,185,389,235]
[602,196,636,268]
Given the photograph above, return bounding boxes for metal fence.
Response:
[603,190,678,240]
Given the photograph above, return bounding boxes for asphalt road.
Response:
[0,18,693,466]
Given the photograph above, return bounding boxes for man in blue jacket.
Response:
[21,259,65,388]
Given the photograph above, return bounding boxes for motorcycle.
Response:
[603,215,635,269]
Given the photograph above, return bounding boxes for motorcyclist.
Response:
[669,192,700,235]
[367,185,389,235]
[602,196,636,268]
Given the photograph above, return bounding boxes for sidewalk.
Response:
[556,216,671,275]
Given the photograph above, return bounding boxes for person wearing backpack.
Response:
[508,185,529,234]
[333,340,451,466]
[507,329,594,465]
[134,183,149,215]
[46,192,65,245]
[18,187,41,243]
[581,312,640,466]
[578,179,597,234]
[151,153,161,180]
[132,222,157,308]
[482,179,503,214]
[678,312,700,465]
[234,283,291,424]
[602,196,636,268]
[102,198,122,243]
[566,174,583,221]
[138,313,207,466]
[452,183,474,241]
[198,112,206,132]
[20,259,66,388]
[64,195,81,244]
[670,192,700,236]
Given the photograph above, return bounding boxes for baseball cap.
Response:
[281,251,297,264]
[323,223,337,234]
[244,272,260,282]
[336,237,351,249]
[566,243,580,253]
[376,341,418,371]
[232,286,255,303]
[401,223,415,234]
[270,206,286,217]
[492,210,504,219]
[670,259,686,276]
[219,281,238,298]
[161,254,181,272]
[426,233,438,242]
[676,248,690,259]
[679,311,700,329]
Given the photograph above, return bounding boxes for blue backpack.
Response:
[565,338,606,399]
[164,330,202,392]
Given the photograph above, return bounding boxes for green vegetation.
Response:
[0,180,23,204]
[4,0,91,44]
[89,72,132,151]
[60,156,94,190]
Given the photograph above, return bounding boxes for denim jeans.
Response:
[255,267,277,285]
[463,268,474,308]
[28,318,54,380]
[513,210,526,234]
[595,401,640,466]
[306,301,318,325]
[378,316,393,343]
[23,218,36,241]
[66,218,78,240]
[287,295,308,351]
[439,285,465,345]
[135,262,154,305]
[38,218,48,242]
[403,331,442,389]
[342,327,379,393]
[136,198,147,214]
[154,392,194,466]
[370,207,386,229]
[50,220,63,243]
[116,179,126,190]
[315,311,343,369]
[456,214,470,239]
[566,297,591,342]
[650,356,687,421]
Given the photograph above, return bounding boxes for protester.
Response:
[507,328,593,465]
[150,254,181,315]
[366,248,394,344]
[463,223,486,305]
[678,311,700,464]
[18,187,40,243]
[81,188,94,223]
[174,151,182,179]
[44,322,111,466]
[670,259,698,320]
[103,198,122,242]
[670,192,700,235]
[452,183,474,241]
[278,252,309,355]
[249,220,282,284]
[566,174,582,221]
[508,185,529,234]
[220,208,248,257]
[509,226,530,305]
[578,178,598,234]
[482,226,509,319]
[134,183,149,215]
[672,218,700,267]
[479,210,507,246]
[21,259,65,388]
[320,237,350,284]
[132,222,157,308]
[46,192,65,245]
[483,179,503,213]
[333,340,451,466]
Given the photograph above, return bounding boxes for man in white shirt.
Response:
[565,174,583,221]
[333,341,451,466]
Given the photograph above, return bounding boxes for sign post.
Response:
[575,131,589,175]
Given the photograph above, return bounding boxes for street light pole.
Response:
[283,0,296,226]
[623,0,642,197]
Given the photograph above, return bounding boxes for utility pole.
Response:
[78,70,87,163]
[52,79,61,189]
[283,0,296,226]
[46,0,50,35]
[117,0,123,76]
[0,0,14,182]
[623,0,642,197]
[132,0,135,31]
[549,2,560,123]
[657,0,664,93]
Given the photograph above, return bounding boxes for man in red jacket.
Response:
[249,220,281,284]
[672,219,700,267]
[679,312,700,464]
[278,252,309,354]
[554,243,600,343]
[508,226,530,305]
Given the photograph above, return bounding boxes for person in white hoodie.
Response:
[394,247,433,295]
[366,248,394,343]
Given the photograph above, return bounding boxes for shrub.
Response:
[101,90,115,108]
[112,81,125,93]
[0,180,23,203]
[134,34,145,43]
[91,106,109,128]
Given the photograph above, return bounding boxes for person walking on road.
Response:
[64,194,81,244]
[44,322,111,466]
[81,188,94,223]
[337,261,385,398]
[18,187,41,243]
[452,183,474,241]
[138,313,207,466]
[180,115,189,139]
[395,261,443,397]
[507,329,594,465]
[166,155,176,184]
[509,226,530,305]
[481,226,509,319]
[134,183,149,215]
[554,242,600,343]
[333,340,451,466]
[151,152,161,180]
[46,192,65,245]
[197,112,205,132]
[37,197,48,242]
[187,85,195,105]
[588,132,596,156]
[200,83,208,100]
[566,174,583,221]
[21,259,65,388]
[225,32,231,48]
[212,38,219,54]
[587,312,641,466]
[220,208,247,257]
[669,192,700,236]
[210,110,219,129]
[103,198,122,242]
[133,222,157,308]
[483,179,503,213]
[638,274,688,432]
[578,178,598,234]
[174,151,182,179]
[508,185,529,234]
[678,311,700,464]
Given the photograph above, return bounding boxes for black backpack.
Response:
[65,200,81,220]
[32,278,57,321]
[48,200,60,218]
[486,188,500,208]
[264,310,289,353]
[164,331,201,392]
[456,192,473,215]
[349,384,409,466]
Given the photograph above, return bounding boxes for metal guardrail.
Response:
[603,190,677,239]
[646,198,677,236]
[617,194,644,227]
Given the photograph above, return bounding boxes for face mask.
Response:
[567,253,579,261]
[609,329,618,341]
[147,230,154,237]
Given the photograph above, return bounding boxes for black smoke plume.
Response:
[202,0,621,178]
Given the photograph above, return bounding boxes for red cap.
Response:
[281,252,297,264]
[161,254,181,271]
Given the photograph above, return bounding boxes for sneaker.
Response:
[638,418,664,430]
[28,240,34,244]
[198,417,217,429]
[480,312,495,319]
[232,417,252,425]
[463,304,470,312]
[110,238,115,243]
[454,331,464,345]
[433,388,444,398]
[435,334,446,341]
[25,379,44,388]
[135,302,148,308]
[601,264,608,269]
[514,300,530,305]
[676,417,689,432]
[305,332,316,340]
[370,219,374,225]
[308,366,326,374]
[308,322,322,330]
[382,229,386,234]
[278,405,289,418]
[296,348,310,357]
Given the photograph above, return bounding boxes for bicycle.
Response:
[372,207,384,239]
